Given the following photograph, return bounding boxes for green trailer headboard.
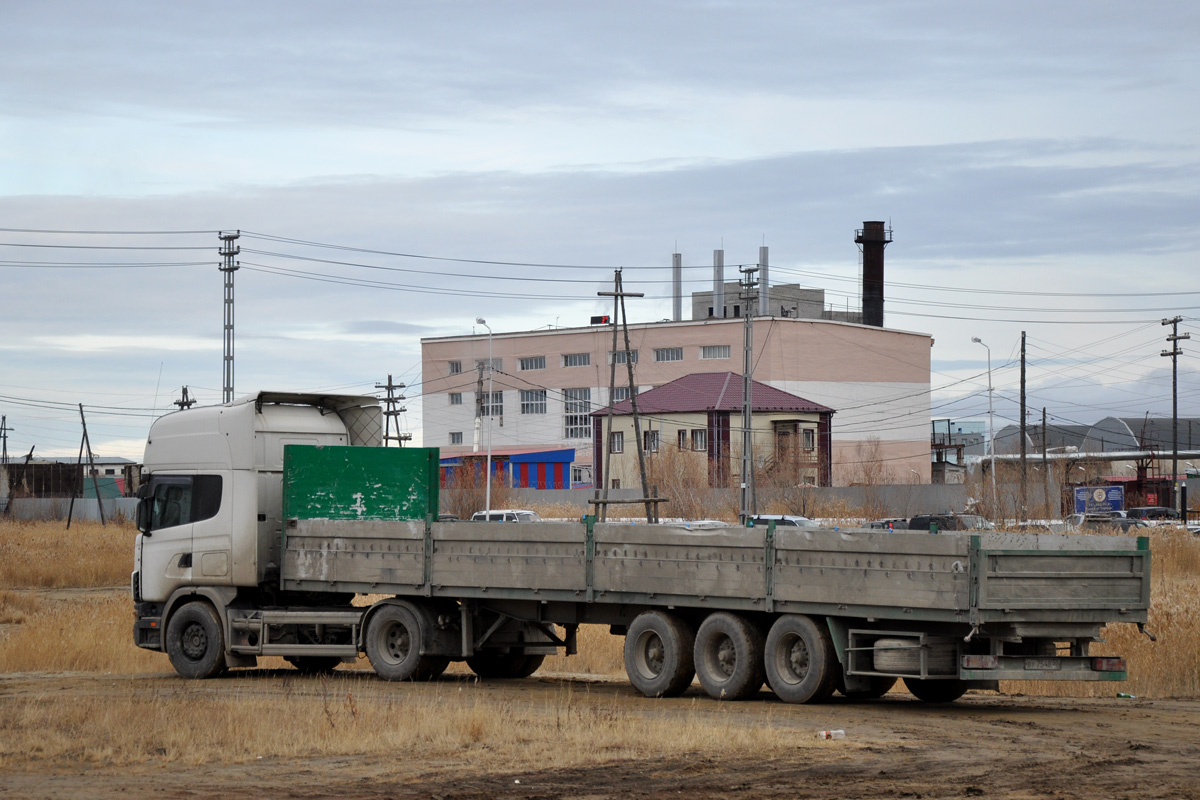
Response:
[282,445,440,521]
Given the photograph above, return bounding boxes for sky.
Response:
[2,1,1198,462]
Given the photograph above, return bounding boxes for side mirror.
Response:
[136,496,152,536]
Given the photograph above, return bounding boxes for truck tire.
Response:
[694,612,765,701]
[466,653,542,679]
[836,673,897,700]
[624,611,695,698]
[764,614,837,704]
[165,601,226,679]
[285,656,341,675]
[904,677,968,703]
[364,603,444,681]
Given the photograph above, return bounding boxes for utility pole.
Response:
[738,264,759,524]
[1019,330,1027,520]
[0,415,9,466]
[67,404,105,529]
[376,375,411,446]
[599,275,622,521]
[219,231,241,404]
[1042,407,1050,519]
[173,386,196,410]
[1162,316,1189,512]
[599,271,656,523]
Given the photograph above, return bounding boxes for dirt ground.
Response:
[3,668,1199,800]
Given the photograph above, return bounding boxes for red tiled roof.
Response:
[592,372,834,416]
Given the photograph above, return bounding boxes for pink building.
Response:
[420,316,931,486]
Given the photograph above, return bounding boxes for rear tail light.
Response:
[1092,657,1126,672]
[962,655,999,669]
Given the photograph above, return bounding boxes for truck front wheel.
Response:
[764,614,837,704]
[165,601,226,679]
[365,603,445,681]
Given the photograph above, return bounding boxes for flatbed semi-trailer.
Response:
[132,393,1151,704]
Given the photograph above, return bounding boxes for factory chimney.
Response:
[759,245,770,316]
[713,249,725,317]
[672,252,683,321]
[855,221,892,327]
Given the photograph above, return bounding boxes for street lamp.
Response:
[971,337,997,510]
[476,317,493,518]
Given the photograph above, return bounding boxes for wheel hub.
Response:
[384,624,411,662]
[716,635,736,677]
[181,623,207,660]
[787,635,810,678]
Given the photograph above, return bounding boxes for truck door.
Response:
[139,476,196,599]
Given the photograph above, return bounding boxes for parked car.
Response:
[1126,506,1182,524]
[471,509,541,523]
[437,513,459,522]
[748,514,818,528]
[907,513,994,532]
[1076,514,1149,532]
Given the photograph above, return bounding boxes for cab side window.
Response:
[149,476,223,531]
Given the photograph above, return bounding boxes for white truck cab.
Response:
[132,392,381,657]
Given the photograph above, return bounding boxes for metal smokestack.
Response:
[855,221,892,327]
[713,249,725,318]
[759,245,769,316]
[672,252,682,321]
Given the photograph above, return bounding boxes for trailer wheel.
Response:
[694,612,765,701]
[165,601,226,680]
[365,604,442,681]
[467,653,542,679]
[285,656,341,675]
[764,614,837,704]
[624,611,695,697]
[904,678,968,703]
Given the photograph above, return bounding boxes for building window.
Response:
[449,392,462,405]
[519,356,546,371]
[476,358,502,372]
[612,386,630,403]
[803,429,815,451]
[571,466,585,484]
[733,305,740,318]
[692,429,708,451]
[678,429,688,450]
[480,391,502,417]
[643,429,660,453]
[611,478,621,489]
[563,353,590,367]
[450,432,463,445]
[609,349,638,365]
[520,389,547,415]
[564,388,591,438]
[609,431,624,453]
[654,347,683,363]
[701,345,731,360]
[448,360,462,375]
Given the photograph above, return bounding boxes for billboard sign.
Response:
[1074,485,1124,514]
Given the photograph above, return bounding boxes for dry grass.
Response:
[544,624,626,676]
[0,520,134,589]
[0,677,807,770]
[0,591,163,674]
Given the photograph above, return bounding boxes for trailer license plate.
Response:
[1024,658,1061,671]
